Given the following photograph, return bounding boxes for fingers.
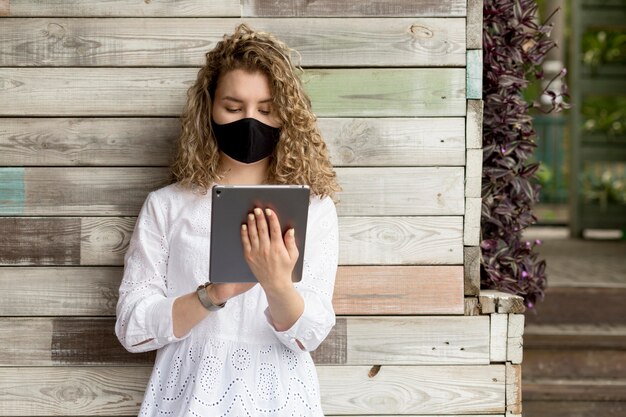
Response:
[253,207,271,251]
[246,211,259,250]
[284,228,299,260]
[265,208,283,243]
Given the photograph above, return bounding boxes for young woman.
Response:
[115,23,341,416]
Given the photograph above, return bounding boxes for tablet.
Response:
[209,184,311,283]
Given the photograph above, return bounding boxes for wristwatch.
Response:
[196,282,226,311]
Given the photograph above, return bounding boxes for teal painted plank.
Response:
[466,49,483,100]
[0,168,24,214]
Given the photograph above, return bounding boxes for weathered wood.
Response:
[464,197,481,246]
[466,99,484,149]
[0,266,464,316]
[0,167,464,216]
[0,365,505,415]
[5,0,241,16]
[0,68,466,117]
[507,314,525,364]
[524,349,626,379]
[465,148,483,197]
[523,380,626,401]
[466,49,483,99]
[524,324,626,349]
[479,290,526,314]
[524,286,626,326]
[242,0,467,17]
[0,218,81,265]
[0,18,466,67]
[464,245,481,296]
[464,297,480,315]
[319,365,505,415]
[490,314,508,362]
[523,400,626,417]
[506,363,522,415]
[0,117,466,167]
[0,316,489,366]
[466,0,483,49]
[333,266,464,315]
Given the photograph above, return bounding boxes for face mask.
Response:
[211,117,280,164]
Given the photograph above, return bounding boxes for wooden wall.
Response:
[0,0,525,416]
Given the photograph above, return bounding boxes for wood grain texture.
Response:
[0,167,464,216]
[466,49,483,99]
[466,99,484,149]
[506,363,522,414]
[464,197,481,246]
[0,218,81,265]
[524,349,626,379]
[5,0,241,16]
[242,0,466,17]
[490,314,508,362]
[465,148,483,197]
[0,68,466,117]
[0,365,505,415]
[319,364,505,414]
[524,324,626,349]
[0,216,462,266]
[523,401,626,417]
[466,0,483,49]
[479,290,526,314]
[0,18,466,67]
[0,316,490,366]
[464,245,481,296]
[0,266,464,316]
[507,314,525,364]
[334,265,464,315]
[0,117,466,167]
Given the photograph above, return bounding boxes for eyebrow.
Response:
[223,95,273,104]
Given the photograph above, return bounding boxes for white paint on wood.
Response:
[490,314,508,362]
[507,314,525,364]
[464,197,481,246]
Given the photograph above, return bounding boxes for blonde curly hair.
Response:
[169,23,342,201]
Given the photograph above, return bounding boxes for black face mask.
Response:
[211,117,280,164]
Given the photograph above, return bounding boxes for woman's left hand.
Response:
[241,207,299,293]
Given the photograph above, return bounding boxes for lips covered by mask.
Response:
[211,117,280,164]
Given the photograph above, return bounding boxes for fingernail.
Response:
[242,224,247,230]
[265,208,271,216]
[289,229,295,236]
[248,213,254,221]
[254,208,262,216]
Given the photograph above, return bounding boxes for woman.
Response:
[115,23,341,416]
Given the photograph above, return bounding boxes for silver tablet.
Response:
[209,184,310,283]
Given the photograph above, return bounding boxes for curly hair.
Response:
[169,23,342,201]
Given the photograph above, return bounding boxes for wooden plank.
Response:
[0,266,464,316]
[464,245,480,296]
[490,314,508,362]
[0,316,489,366]
[0,167,465,216]
[507,314,525,364]
[333,266,464,315]
[465,296,480,315]
[463,197,481,246]
[524,349,626,379]
[479,290,526,314]
[346,316,489,365]
[506,363,522,415]
[466,0,483,49]
[0,117,466,167]
[0,366,505,415]
[5,0,241,16]
[466,49,483,99]
[465,148,483,197]
[524,380,626,401]
[523,400,626,417]
[0,18,466,67]
[319,365,505,415]
[0,68,466,117]
[0,218,81,265]
[524,324,626,349]
[466,99,484,149]
[524,286,626,326]
[242,0,466,17]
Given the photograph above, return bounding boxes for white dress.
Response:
[115,182,339,417]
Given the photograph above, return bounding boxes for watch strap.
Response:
[196,282,226,311]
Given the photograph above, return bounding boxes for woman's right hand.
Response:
[208,282,257,305]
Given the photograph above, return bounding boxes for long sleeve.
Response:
[115,191,191,353]
[263,196,339,353]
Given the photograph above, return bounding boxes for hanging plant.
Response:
[481,0,570,309]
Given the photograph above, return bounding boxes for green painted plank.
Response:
[0,68,466,117]
[0,168,24,215]
[466,49,482,100]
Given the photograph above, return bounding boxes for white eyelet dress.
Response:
[114,182,339,417]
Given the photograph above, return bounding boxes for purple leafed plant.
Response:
[481,0,570,309]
